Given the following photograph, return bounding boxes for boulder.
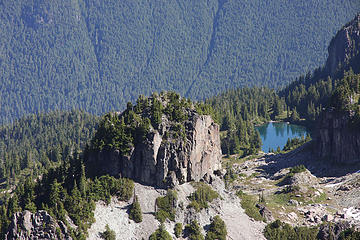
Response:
[256,204,274,223]
[322,214,334,222]
[287,212,298,221]
[288,199,299,206]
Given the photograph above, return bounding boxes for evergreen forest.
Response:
[0,2,360,239]
[0,0,358,123]
[0,111,98,191]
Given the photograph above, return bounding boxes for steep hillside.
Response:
[0,0,358,123]
[280,13,360,122]
[0,92,235,239]
[325,14,360,77]
[0,110,98,190]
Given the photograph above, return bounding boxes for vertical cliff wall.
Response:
[316,110,360,164]
[325,13,360,76]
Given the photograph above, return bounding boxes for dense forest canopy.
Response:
[0,110,98,189]
[0,0,358,123]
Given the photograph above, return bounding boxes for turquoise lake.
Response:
[255,122,309,153]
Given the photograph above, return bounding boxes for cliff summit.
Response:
[85,92,222,188]
[325,13,360,76]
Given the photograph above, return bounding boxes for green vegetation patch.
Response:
[129,195,142,223]
[155,190,177,223]
[185,220,204,240]
[339,227,360,240]
[264,220,318,240]
[188,183,219,212]
[205,215,227,240]
[174,223,183,238]
[289,165,307,175]
[90,175,134,204]
[224,165,238,188]
[236,190,264,222]
[283,135,311,152]
[149,223,172,240]
[100,224,116,240]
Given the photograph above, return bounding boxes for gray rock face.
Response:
[325,13,360,76]
[256,204,274,223]
[87,113,222,188]
[6,210,72,240]
[315,110,360,164]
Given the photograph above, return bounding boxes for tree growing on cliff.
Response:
[129,195,142,223]
[155,190,177,223]
[100,224,116,240]
[185,220,204,240]
[174,223,183,238]
[149,223,172,240]
[205,215,227,240]
[330,80,352,111]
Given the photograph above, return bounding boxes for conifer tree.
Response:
[205,216,227,240]
[129,195,142,223]
[101,224,116,240]
[186,220,204,240]
[78,162,87,196]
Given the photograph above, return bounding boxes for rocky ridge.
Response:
[325,13,360,76]
[6,210,72,240]
[86,93,222,188]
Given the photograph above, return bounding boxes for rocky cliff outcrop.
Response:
[325,13,360,76]
[86,93,222,188]
[315,109,360,164]
[6,210,72,240]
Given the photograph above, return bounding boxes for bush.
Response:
[116,178,134,201]
[149,223,172,240]
[289,165,307,174]
[187,200,201,212]
[129,195,142,223]
[205,216,227,240]
[264,220,318,240]
[224,166,238,187]
[174,223,183,238]
[339,228,360,240]
[100,224,116,240]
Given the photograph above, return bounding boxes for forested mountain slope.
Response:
[280,13,360,121]
[0,0,358,123]
[0,110,98,189]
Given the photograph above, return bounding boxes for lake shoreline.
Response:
[255,122,309,153]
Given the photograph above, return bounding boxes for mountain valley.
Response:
[1,3,360,240]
